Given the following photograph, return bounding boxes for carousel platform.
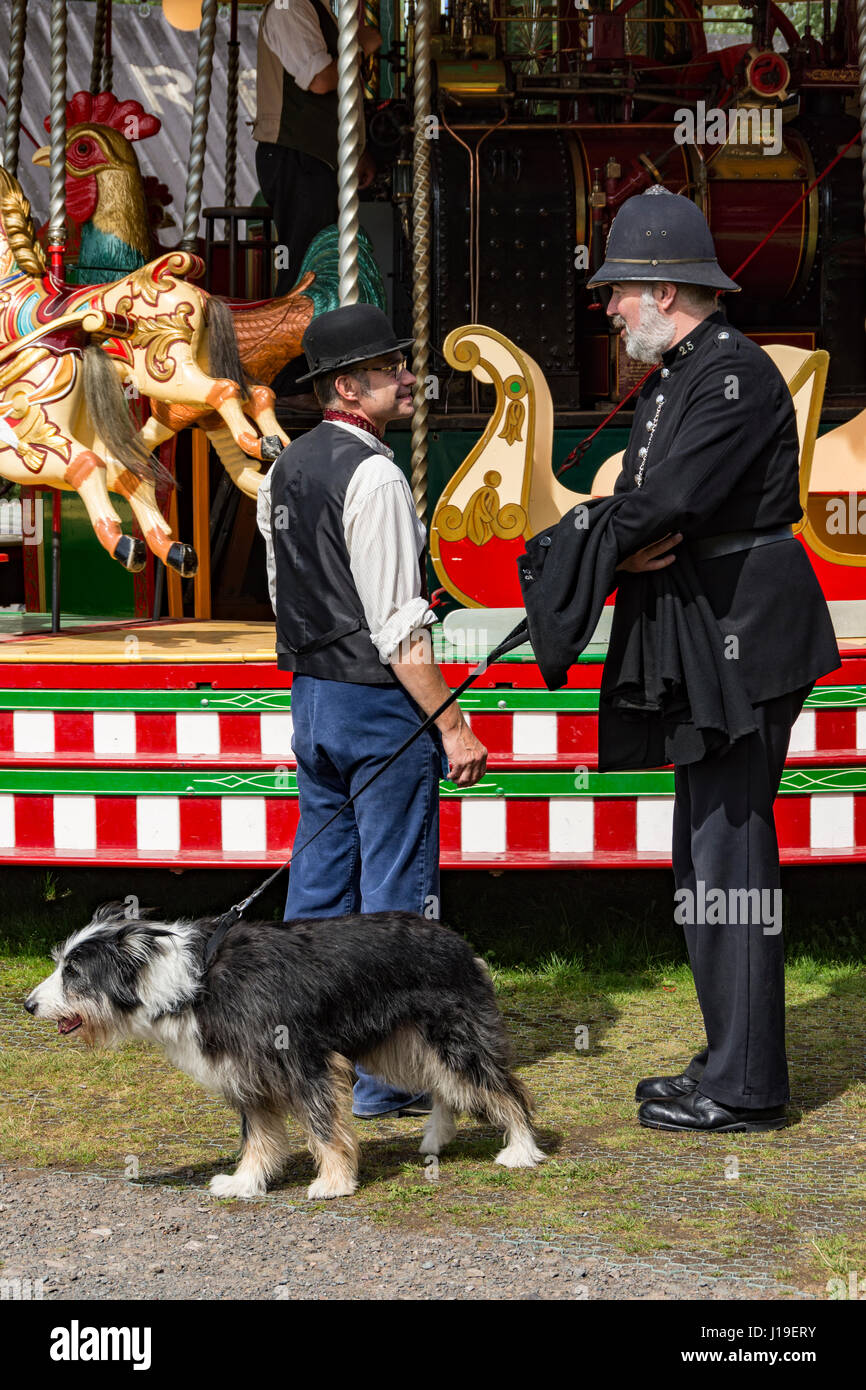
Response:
[1,615,866,870]
[0,617,279,664]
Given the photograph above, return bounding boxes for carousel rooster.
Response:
[33,92,172,284]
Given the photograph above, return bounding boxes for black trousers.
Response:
[255,142,338,296]
[672,684,812,1109]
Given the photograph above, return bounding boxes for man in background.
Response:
[253,0,379,301]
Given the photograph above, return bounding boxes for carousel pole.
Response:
[410,0,432,524]
[181,0,219,251]
[103,0,114,93]
[858,0,866,259]
[362,0,380,98]
[225,0,240,295]
[48,0,70,633]
[90,0,109,95]
[181,0,219,621]
[337,0,363,303]
[225,0,240,208]
[3,0,28,175]
[48,0,68,281]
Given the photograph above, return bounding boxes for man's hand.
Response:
[617,532,683,573]
[440,720,487,788]
[358,149,376,190]
[390,630,488,788]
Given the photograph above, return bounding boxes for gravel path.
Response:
[0,1168,800,1300]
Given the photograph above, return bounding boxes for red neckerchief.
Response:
[322,409,383,442]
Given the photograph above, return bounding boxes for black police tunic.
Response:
[607,308,840,711]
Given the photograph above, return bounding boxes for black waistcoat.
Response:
[270,421,396,684]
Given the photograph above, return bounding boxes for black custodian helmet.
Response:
[587,187,740,293]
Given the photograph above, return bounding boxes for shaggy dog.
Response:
[25,904,544,1198]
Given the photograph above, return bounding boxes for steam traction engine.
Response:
[380,0,866,412]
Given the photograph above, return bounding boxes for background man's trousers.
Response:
[285,675,446,1116]
[672,685,812,1110]
[255,143,338,297]
[255,143,337,394]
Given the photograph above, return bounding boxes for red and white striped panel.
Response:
[0,707,863,765]
[0,792,857,863]
[0,712,296,762]
[0,794,300,857]
[438,795,866,861]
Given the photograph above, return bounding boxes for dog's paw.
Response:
[419,1110,458,1156]
[494,1139,546,1169]
[306,1176,358,1200]
[209,1172,267,1199]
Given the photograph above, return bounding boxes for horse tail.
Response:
[82,347,175,489]
[205,295,255,393]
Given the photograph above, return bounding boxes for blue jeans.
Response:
[285,675,446,1115]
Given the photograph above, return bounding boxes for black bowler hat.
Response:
[587,187,740,293]
[296,304,415,383]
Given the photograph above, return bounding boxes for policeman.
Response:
[586,189,840,1131]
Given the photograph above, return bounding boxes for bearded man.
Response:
[585,189,839,1132]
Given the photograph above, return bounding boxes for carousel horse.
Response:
[139,226,385,500]
[0,168,215,573]
[2,164,286,476]
[33,92,386,499]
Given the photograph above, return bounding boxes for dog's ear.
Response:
[91,901,158,927]
[91,901,133,926]
[114,921,176,946]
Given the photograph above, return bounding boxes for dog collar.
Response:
[322,409,383,442]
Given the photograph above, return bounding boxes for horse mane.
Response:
[0,166,47,278]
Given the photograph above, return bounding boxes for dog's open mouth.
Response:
[58,1015,83,1036]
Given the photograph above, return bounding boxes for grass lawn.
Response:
[2,865,864,1297]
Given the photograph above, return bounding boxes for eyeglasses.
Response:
[362,358,407,380]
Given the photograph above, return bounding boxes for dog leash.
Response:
[203,617,530,969]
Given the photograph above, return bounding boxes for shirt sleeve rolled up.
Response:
[261,0,333,91]
[343,470,435,661]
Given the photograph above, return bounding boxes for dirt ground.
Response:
[1,1167,791,1301]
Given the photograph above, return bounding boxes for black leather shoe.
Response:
[397,1095,433,1117]
[635,1071,699,1102]
[639,1091,787,1133]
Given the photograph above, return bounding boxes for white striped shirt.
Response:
[260,0,334,93]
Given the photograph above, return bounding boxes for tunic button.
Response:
[661,367,670,378]
[540,536,552,547]
[655,394,665,404]
[638,447,648,458]
[645,420,654,430]
[717,331,730,340]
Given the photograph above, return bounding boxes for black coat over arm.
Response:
[517,310,840,771]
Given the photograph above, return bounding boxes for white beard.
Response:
[614,289,678,365]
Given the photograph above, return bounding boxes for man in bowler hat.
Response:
[256,305,488,1118]
[586,189,839,1131]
